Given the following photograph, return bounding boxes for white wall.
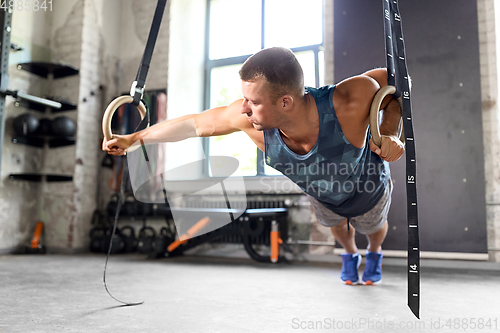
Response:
[477,0,500,262]
[118,0,170,94]
[165,0,207,178]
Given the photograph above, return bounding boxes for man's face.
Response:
[241,77,279,131]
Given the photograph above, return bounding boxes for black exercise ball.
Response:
[51,116,76,137]
[13,113,39,136]
[38,118,52,136]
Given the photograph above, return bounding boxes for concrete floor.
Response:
[0,253,499,333]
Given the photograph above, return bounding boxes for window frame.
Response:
[203,0,324,177]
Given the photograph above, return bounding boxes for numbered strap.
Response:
[383,0,420,319]
[132,0,168,106]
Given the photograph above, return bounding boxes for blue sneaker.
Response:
[362,251,383,285]
[340,253,361,285]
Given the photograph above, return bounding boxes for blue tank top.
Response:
[263,85,390,218]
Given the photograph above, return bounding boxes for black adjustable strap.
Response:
[102,0,168,307]
[383,0,420,319]
[131,0,168,107]
[103,158,144,306]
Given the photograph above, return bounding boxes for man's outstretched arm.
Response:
[102,99,259,156]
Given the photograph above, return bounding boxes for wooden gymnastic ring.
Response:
[102,95,148,151]
[369,85,405,147]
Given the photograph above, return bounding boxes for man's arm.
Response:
[362,68,394,111]
[362,68,404,161]
[334,68,404,162]
[102,99,263,156]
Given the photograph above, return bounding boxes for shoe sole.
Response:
[362,279,382,285]
[344,280,360,285]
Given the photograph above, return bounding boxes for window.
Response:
[205,0,324,177]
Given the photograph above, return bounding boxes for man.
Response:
[103,47,404,285]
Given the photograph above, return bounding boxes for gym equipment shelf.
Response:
[11,136,43,148]
[16,62,79,79]
[9,174,73,182]
[8,61,80,185]
[12,136,75,148]
[1,90,65,111]
[49,137,75,148]
[15,98,77,113]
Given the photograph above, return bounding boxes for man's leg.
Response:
[330,219,358,254]
[366,220,388,253]
[361,221,388,285]
[306,194,361,284]
[331,219,361,284]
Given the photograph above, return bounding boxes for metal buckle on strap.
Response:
[130,81,145,105]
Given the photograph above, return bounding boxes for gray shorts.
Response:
[307,179,393,235]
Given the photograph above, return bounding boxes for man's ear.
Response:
[281,95,294,109]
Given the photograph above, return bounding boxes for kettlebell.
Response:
[123,193,137,217]
[151,227,174,257]
[137,226,156,254]
[106,194,121,217]
[102,228,125,254]
[89,227,106,253]
[120,226,138,253]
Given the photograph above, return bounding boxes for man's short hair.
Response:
[239,47,304,103]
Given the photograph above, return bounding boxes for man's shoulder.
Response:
[332,75,379,118]
[334,75,379,104]
[331,75,378,146]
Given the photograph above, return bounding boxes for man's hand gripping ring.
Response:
[369,85,405,148]
[102,96,148,152]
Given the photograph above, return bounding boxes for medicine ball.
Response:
[13,113,39,136]
[51,116,76,137]
[38,118,52,136]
